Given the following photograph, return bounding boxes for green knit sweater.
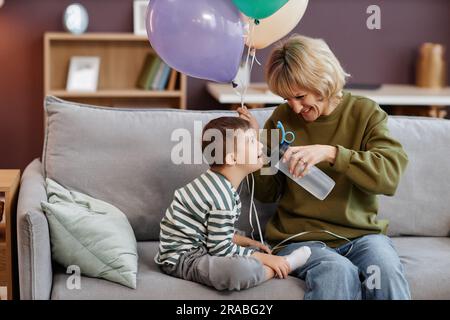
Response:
[253,91,408,250]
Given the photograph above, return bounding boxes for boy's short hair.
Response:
[202,117,251,168]
[266,34,350,101]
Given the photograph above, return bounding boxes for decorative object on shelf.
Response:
[416,43,448,118]
[146,0,244,83]
[63,3,89,34]
[416,43,447,89]
[66,56,100,92]
[133,0,148,36]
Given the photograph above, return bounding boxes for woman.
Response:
[238,34,411,300]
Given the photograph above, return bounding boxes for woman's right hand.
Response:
[237,106,260,130]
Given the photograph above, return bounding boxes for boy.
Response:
[155,116,311,291]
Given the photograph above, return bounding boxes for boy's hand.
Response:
[258,254,291,279]
[253,241,272,254]
[233,234,272,254]
[237,106,259,130]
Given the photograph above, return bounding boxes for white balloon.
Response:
[242,0,309,49]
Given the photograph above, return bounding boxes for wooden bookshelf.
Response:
[0,170,20,300]
[44,32,187,109]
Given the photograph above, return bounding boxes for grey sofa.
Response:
[17,96,450,300]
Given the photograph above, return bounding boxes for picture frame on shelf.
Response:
[66,56,100,92]
[133,0,149,36]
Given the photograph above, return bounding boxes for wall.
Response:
[0,0,449,170]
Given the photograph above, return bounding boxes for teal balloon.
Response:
[232,0,289,19]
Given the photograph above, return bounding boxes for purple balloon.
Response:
[146,0,245,83]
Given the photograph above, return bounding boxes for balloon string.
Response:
[232,19,257,110]
[240,20,256,109]
[253,52,262,66]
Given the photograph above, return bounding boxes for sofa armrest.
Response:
[17,158,52,300]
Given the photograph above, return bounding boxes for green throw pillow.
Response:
[41,178,138,289]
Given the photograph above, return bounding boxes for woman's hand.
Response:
[282,145,337,178]
[237,106,259,130]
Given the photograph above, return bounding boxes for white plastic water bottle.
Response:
[273,142,335,200]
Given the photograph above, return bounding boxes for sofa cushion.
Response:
[378,117,450,237]
[43,97,450,240]
[43,96,276,241]
[50,241,306,300]
[50,238,450,299]
[392,237,450,299]
[41,178,138,289]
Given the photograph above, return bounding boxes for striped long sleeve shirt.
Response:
[155,169,254,265]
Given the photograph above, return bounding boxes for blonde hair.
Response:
[266,34,350,101]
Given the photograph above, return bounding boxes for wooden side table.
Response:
[0,170,20,300]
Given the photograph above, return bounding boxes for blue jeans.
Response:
[277,234,411,300]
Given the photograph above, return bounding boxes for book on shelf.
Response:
[156,64,172,90]
[152,59,165,90]
[137,54,159,90]
[136,53,176,91]
[167,69,178,91]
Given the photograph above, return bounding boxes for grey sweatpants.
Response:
[160,246,266,291]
